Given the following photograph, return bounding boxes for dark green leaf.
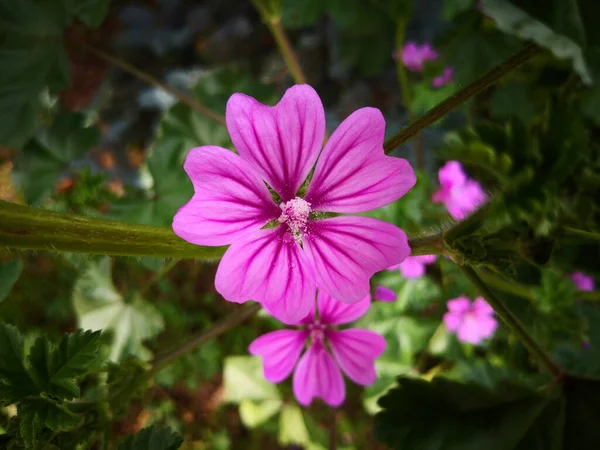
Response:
[117,426,184,450]
[0,260,22,303]
[281,0,326,28]
[18,394,80,435]
[71,0,110,27]
[490,83,540,122]
[0,324,38,404]
[27,330,102,399]
[375,377,551,449]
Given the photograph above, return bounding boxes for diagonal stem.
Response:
[384,43,542,154]
[265,18,308,85]
[458,264,564,379]
[87,46,226,125]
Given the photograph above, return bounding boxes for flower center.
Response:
[278,196,311,243]
[308,320,326,341]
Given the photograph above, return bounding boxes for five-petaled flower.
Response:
[571,272,595,292]
[173,85,416,322]
[443,296,498,345]
[249,291,385,407]
[432,161,485,220]
[389,254,436,279]
[397,41,439,72]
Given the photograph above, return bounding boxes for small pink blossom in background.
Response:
[432,161,486,220]
[397,41,439,72]
[250,291,385,407]
[172,85,416,322]
[389,254,437,279]
[432,67,454,88]
[375,285,397,302]
[443,296,498,344]
[571,272,595,292]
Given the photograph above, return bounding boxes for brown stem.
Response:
[384,43,542,154]
[87,46,226,125]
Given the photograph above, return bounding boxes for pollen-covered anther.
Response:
[278,196,312,242]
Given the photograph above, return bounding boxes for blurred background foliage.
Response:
[1,0,600,448]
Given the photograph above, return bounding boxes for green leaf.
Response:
[117,426,184,450]
[71,0,110,27]
[27,330,102,399]
[441,0,477,21]
[375,377,551,449]
[239,399,283,428]
[281,0,326,28]
[19,394,80,435]
[18,113,101,204]
[279,405,310,447]
[582,84,600,125]
[72,258,164,361]
[0,324,38,404]
[223,356,281,403]
[0,260,22,304]
[490,83,540,122]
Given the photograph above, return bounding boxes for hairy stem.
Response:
[87,46,226,125]
[151,303,261,373]
[384,43,542,154]
[458,265,563,379]
[394,19,424,169]
[0,201,226,259]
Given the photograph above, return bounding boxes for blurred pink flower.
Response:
[432,67,454,88]
[571,272,595,292]
[250,291,385,407]
[389,254,437,278]
[443,296,498,344]
[432,161,486,219]
[398,41,439,72]
[173,85,416,322]
[375,285,397,302]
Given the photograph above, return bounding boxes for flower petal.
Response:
[292,340,345,407]
[327,329,386,385]
[443,311,463,332]
[249,330,308,383]
[226,85,325,201]
[447,296,471,313]
[317,290,371,325]
[472,297,494,316]
[375,285,397,303]
[173,146,280,246]
[305,107,415,213]
[215,227,316,323]
[304,216,410,303]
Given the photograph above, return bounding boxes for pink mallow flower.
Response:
[173,85,416,322]
[432,66,454,88]
[398,41,439,72]
[389,254,437,279]
[250,291,385,407]
[443,296,498,344]
[432,161,486,220]
[375,285,397,302]
[571,272,595,292]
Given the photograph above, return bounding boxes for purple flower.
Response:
[432,67,454,88]
[250,291,385,407]
[443,296,498,344]
[571,272,595,292]
[389,254,437,279]
[172,85,416,322]
[398,41,439,72]
[432,161,486,220]
[375,285,397,302]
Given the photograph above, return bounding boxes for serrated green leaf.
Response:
[375,377,551,449]
[73,258,164,361]
[0,324,38,404]
[223,356,281,403]
[27,330,102,399]
[19,394,80,434]
[0,260,22,304]
[117,426,183,450]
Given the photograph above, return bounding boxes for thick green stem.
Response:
[394,19,424,169]
[0,202,443,258]
[0,201,226,259]
[150,303,261,373]
[384,43,542,154]
[458,265,563,379]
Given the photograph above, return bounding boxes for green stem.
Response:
[0,201,226,259]
[0,201,442,258]
[394,19,424,169]
[150,303,262,373]
[87,46,226,126]
[563,226,600,242]
[384,43,542,154]
[265,18,308,85]
[458,265,563,379]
